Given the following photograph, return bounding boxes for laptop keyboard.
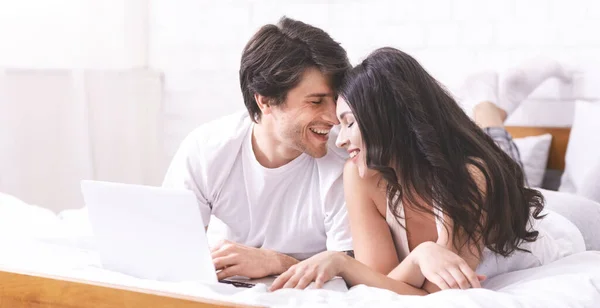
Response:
[219,279,255,288]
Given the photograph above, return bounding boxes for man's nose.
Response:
[324,100,340,125]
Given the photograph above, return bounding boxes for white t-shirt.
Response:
[162,111,352,260]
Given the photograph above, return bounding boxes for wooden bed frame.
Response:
[0,126,571,308]
[0,267,261,308]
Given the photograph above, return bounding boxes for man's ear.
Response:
[255,94,272,115]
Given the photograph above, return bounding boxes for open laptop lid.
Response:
[81,180,217,283]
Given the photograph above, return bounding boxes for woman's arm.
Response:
[421,164,488,293]
[269,240,469,295]
[343,162,400,274]
[339,252,428,295]
[269,249,429,295]
[270,163,484,293]
[347,161,487,293]
[342,240,477,293]
[270,162,428,293]
[344,162,464,290]
[339,162,431,289]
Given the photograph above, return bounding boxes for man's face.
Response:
[269,67,339,158]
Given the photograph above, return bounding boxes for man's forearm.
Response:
[265,249,352,276]
[266,249,299,275]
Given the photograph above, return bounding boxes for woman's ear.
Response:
[255,94,272,115]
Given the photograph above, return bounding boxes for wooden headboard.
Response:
[505,126,571,171]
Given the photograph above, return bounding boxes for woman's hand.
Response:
[268,251,347,291]
[412,241,485,290]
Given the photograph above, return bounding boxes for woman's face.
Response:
[335,97,369,178]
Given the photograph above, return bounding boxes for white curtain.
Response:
[0,69,165,212]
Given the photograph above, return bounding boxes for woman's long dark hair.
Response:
[340,47,544,256]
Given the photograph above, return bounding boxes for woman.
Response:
[270,48,573,294]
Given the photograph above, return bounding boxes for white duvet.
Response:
[1,192,599,308]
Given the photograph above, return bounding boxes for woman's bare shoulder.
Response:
[343,161,388,216]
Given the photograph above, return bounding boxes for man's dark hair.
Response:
[239,16,350,122]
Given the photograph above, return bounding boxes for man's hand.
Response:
[211,240,298,280]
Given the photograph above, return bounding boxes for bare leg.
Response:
[498,57,572,115]
[473,101,507,129]
[463,60,572,187]
[464,57,572,128]
[457,71,498,118]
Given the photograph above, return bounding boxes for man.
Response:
[162,17,352,280]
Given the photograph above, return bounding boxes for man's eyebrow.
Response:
[305,93,333,98]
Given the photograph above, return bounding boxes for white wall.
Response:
[1,0,598,210]
[0,0,149,69]
[150,0,600,161]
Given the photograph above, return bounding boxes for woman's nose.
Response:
[335,131,348,148]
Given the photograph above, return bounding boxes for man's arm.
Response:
[211,240,299,280]
[166,138,297,279]
[212,167,355,280]
[162,131,212,227]
[323,173,354,253]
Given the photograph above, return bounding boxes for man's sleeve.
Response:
[162,132,212,227]
[323,175,353,252]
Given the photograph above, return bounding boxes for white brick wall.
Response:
[150,0,600,161]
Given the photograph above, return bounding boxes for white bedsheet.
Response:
[1,191,600,307]
[1,237,598,308]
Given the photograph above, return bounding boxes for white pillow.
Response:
[559,100,600,203]
[513,133,553,188]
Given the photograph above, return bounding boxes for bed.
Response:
[0,269,254,308]
[1,125,599,308]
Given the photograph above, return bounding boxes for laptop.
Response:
[80,180,347,291]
